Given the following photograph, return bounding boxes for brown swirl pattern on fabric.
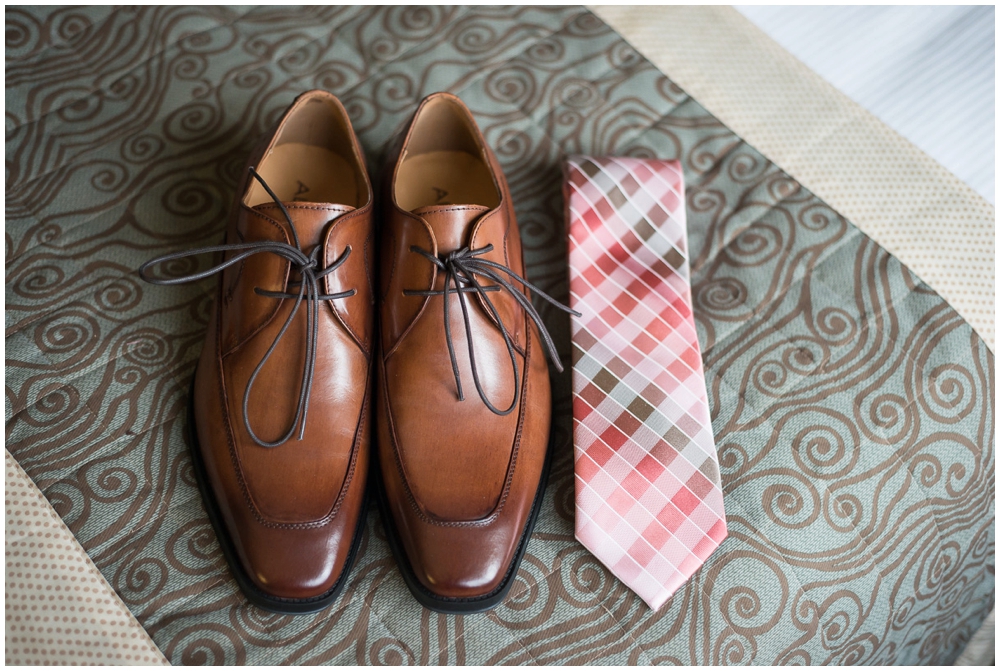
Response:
[5,6,994,665]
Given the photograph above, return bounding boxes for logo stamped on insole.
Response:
[432,187,450,204]
[293,180,310,201]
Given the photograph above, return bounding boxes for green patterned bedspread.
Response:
[5,6,994,665]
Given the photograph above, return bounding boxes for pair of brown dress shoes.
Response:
[140,90,576,614]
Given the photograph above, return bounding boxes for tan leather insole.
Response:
[395,150,498,211]
[247,143,359,207]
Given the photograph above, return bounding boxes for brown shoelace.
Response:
[138,168,355,447]
[404,244,580,415]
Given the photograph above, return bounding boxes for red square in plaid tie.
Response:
[577,457,600,485]
[600,425,628,451]
[566,155,727,612]
[637,454,666,482]
[591,439,617,466]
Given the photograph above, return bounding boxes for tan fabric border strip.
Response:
[592,5,995,352]
[5,450,169,666]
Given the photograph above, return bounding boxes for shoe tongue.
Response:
[253,202,355,251]
[412,204,490,254]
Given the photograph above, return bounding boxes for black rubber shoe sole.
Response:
[185,383,367,614]
[372,443,551,614]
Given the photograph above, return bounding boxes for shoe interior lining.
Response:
[395,97,500,212]
[246,97,366,208]
[395,151,498,211]
[249,144,359,207]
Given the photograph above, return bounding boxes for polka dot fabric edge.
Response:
[5,450,169,666]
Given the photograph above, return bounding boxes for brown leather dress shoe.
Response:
[140,90,374,613]
[374,92,578,613]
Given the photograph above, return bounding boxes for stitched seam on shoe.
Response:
[224,143,270,307]
[215,305,370,530]
[382,213,437,359]
[385,425,547,607]
[256,203,354,213]
[363,218,375,309]
[382,222,397,303]
[220,368,366,530]
[416,206,489,214]
[464,205,528,356]
[379,326,535,529]
[316,204,373,354]
[224,228,245,305]
[221,205,290,357]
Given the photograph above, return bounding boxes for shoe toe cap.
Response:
[404,519,523,601]
[234,507,364,603]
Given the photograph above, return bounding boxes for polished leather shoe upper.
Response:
[376,92,554,600]
[191,90,373,601]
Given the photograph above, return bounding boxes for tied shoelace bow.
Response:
[404,244,581,415]
[138,167,355,448]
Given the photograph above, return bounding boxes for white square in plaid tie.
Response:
[565,155,727,611]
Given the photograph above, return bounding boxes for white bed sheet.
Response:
[738,5,995,204]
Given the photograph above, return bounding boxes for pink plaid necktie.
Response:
[564,155,727,611]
